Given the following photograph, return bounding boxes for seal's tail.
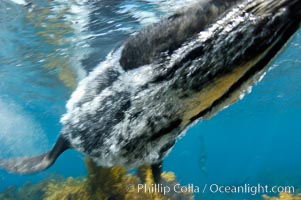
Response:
[0,136,69,174]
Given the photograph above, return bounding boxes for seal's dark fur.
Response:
[120,0,241,70]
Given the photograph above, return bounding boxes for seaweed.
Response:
[0,158,193,200]
[44,177,90,200]
[263,192,301,200]
[0,186,17,200]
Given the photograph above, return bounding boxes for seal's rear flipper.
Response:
[151,162,163,184]
[0,135,69,174]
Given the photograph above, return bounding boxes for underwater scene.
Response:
[0,0,301,199]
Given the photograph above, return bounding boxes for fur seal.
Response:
[1,0,301,174]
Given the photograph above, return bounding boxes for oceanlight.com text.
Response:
[127,183,295,196]
[207,183,295,196]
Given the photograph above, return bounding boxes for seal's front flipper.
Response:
[151,162,163,184]
[0,135,69,174]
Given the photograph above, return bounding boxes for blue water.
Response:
[0,0,301,199]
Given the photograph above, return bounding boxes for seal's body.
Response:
[1,0,301,174]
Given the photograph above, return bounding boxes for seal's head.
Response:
[1,0,301,174]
